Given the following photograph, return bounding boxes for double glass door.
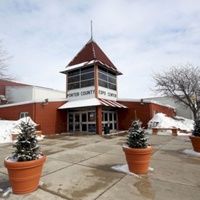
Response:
[68,109,117,133]
[102,110,117,131]
[68,111,96,132]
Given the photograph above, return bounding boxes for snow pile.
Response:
[0,117,43,143]
[0,120,16,143]
[111,164,153,177]
[148,113,194,132]
[182,149,200,156]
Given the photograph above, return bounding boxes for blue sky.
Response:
[0,0,200,98]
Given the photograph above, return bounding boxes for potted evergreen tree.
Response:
[4,119,46,194]
[122,120,153,174]
[189,119,200,152]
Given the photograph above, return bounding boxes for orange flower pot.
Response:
[189,136,200,153]
[4,154,46,194]
[12,134,19,141]
[122,145,153,174]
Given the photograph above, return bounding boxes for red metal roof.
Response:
[66,39,122,74]
[99,98,127,108]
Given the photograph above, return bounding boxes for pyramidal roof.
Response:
[66,38,122,75]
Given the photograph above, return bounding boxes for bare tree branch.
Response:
[153,64,200,119]
[0,40,16,81]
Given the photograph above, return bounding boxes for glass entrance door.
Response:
[69,114,73,132]
[68,111,96,132]
[102,110,117,131]
[75,113,80,131]
[81,113,87,131]
[68,113,80,132]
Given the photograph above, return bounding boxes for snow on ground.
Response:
[147,113,194,136]
[0,117,44,143]
[111,164,154,177]
[182,149,200,156]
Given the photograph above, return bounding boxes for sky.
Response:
[0,0,200,99]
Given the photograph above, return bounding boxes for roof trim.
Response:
[58,98,127,109]
[60,60,122,75]
[59,98,101,109]
[0,99,67,108]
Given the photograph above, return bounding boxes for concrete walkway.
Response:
[0,134,200,200]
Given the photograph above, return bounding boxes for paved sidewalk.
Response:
[0,134,200,200]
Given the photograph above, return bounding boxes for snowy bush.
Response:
[126,120,150,148]
[192,119,200,137]
[12,120,41,161]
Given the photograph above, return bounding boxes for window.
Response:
[88,112,95,122]
[20,112,29,118]
[68,82,80,90]
[81,72,94,80]
[88,124,96,132]
[98,66,117,90]
[68,69,79,76]
[67,66,94,90]
[81,79,94,88]
[82,113,87,122]
[105,113,108,121]
[81,66,94,73]
[69,114,73,122]
[98,79,107,88]
[68,75,79,83]
[82,124,87,131]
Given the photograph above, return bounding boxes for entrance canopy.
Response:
[58,98,127,109]
[98,98,127,108]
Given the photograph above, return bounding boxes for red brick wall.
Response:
[117,101,174,130]
[0,101,67,134]
[0,104,34,120]
[150,103,174,118]
[34,102,67,134]
[117,101,151,130]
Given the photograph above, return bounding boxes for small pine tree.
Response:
[12,120,41,161]
[192,119,200,137]
[126,120,150,148]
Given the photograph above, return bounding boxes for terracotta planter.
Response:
[35,131,42,137]
[4,154,46,194]
[189,135,200,153]
[12,134,19,141]
[122,145,153,174]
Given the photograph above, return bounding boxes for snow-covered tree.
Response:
[192,119,200,137]
[12,120,41,161]
[153,64,200,120]
[126,120,150,148]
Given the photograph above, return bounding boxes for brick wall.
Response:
[0,104,34,120]
[117,101,174,130]
[0,101,67,134]
[34,102,67,134]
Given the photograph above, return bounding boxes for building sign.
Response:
[67,87,95,101]
[98,86,117,101]
[67,86,117,101]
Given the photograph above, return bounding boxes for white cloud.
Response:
[0,0,200,97]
